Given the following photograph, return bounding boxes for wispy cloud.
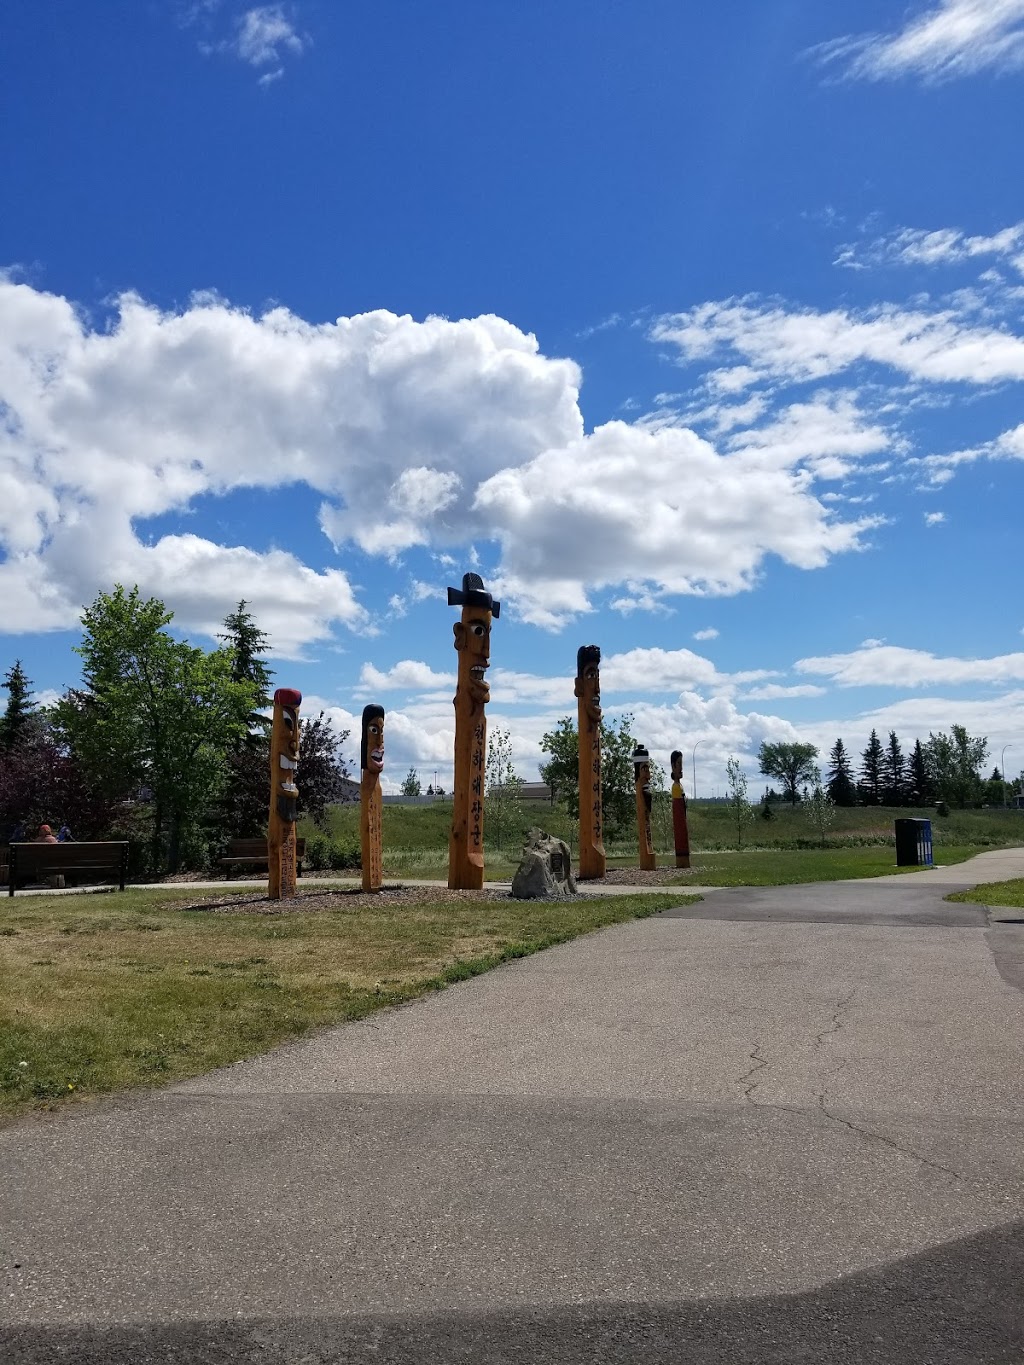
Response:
[836,222,1024,275]
[811,0,1024,84]
[199,4,310,85]
[924,510,947,525]
[693,628,719,641]
[796,641,1024,688]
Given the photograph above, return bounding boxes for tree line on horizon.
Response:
[757,728,1018,812]
[0,587,351,875]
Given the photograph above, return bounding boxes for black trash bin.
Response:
[895,818,933,867]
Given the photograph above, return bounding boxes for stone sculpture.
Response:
[447,572,499,890]
[670,749,691,869]
[633,743,656,871]
[511,827,577,899]
[268,687,301,900]
[360,704,385,893]
[575,644,606,881]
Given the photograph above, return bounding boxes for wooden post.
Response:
[447,573,499,890]
[670,749,691,869]
[633,744,657,871]
[268,688,301,900]
[360,705,385,893]
[575,645,606,880]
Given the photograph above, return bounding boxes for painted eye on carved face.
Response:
[282,714,294,732]
[585,667,599,682]
[471,623,485,637]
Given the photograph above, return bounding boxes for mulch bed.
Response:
[166,885,515,915]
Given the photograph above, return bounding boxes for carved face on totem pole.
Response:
[633,744,652,810]
[671,750,683,785]
[361,705,385,775]
[448,573,500,711]
[272,687,301,822]
[574,645,602,726]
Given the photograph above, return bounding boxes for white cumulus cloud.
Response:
[796,642,1024,688]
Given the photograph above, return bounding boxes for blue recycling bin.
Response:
[895,818,933,867]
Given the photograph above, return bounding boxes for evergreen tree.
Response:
[0,660,35,751]
[908,739,932,806]
[218,601,273,731]
[859,729,885,805]
[214,603,276,840]
[884,730,905,806]
[825,738,857,806]
[401,767,422,797]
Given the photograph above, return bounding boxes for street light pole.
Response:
[691,739,704,802]
[1001,744,1013,808]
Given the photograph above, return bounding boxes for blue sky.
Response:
[2,0,1023,793]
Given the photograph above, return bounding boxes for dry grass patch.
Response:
[1,884,692,1124]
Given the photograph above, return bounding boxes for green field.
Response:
[0,885,691,1125]
[301,798,1023,882]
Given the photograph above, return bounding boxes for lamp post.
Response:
[1001,744,1013,808]
[691,740,704,801]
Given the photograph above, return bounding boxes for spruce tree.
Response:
[826,738,857,806]
[884,730,905,807]
[0,660,35,751]
[215,602,275,840]
[859,729,885,805]
[908,739,932,806]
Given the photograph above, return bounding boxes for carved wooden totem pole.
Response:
[268,687,301,900]
[575,645,606,880]
[633,743,657,871]
[360,705,385,893]
[447,572,499,890]
[670,749,691,869]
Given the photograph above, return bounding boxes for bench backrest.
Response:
[10,841,128,873]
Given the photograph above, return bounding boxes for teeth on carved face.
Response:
[279,755,297,769]
[370,749,384,764]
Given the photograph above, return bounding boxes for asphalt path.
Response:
[2,851,1024,1362]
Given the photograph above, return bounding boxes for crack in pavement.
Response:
[815,1092,965,1182]
[813,986,858,1048]
[737,1044,769,1100]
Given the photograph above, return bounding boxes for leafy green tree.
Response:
[298,711,352,827]
[804,773,836,848]
[884,731,906,807]
[0,708,113,840]
[908,739,932,805]
[859,729,885,805]
[725,756,754,848]
[401,767,422,797]
[539,712,638,836]
[925,725,988,809]
[0,661,36,752]
[756,740,819,807]
[56,585,257,873]
[825,738,857,807]
[486,726,525,851]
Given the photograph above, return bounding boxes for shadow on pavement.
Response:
[4,1219,1022,1364]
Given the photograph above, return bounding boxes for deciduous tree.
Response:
[756,741,819,807]
[539,713,638,835]
[925,726,988,809]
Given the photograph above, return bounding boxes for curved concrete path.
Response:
[2,850,1024,1362]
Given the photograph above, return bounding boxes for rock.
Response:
[511,827,577,900]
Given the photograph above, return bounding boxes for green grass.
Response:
[664,844,985,887]
[946,878,1024,909]
[303,798,1023,871]
[0,884,693,1125]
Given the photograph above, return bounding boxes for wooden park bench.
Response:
[219,837,306,879]
[7,841,129,895]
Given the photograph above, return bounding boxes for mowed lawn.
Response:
[947,879,1024,909]
[666,844,987,887]
[0,886,691,1125]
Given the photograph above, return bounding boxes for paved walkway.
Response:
[2,851,1024,1362]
